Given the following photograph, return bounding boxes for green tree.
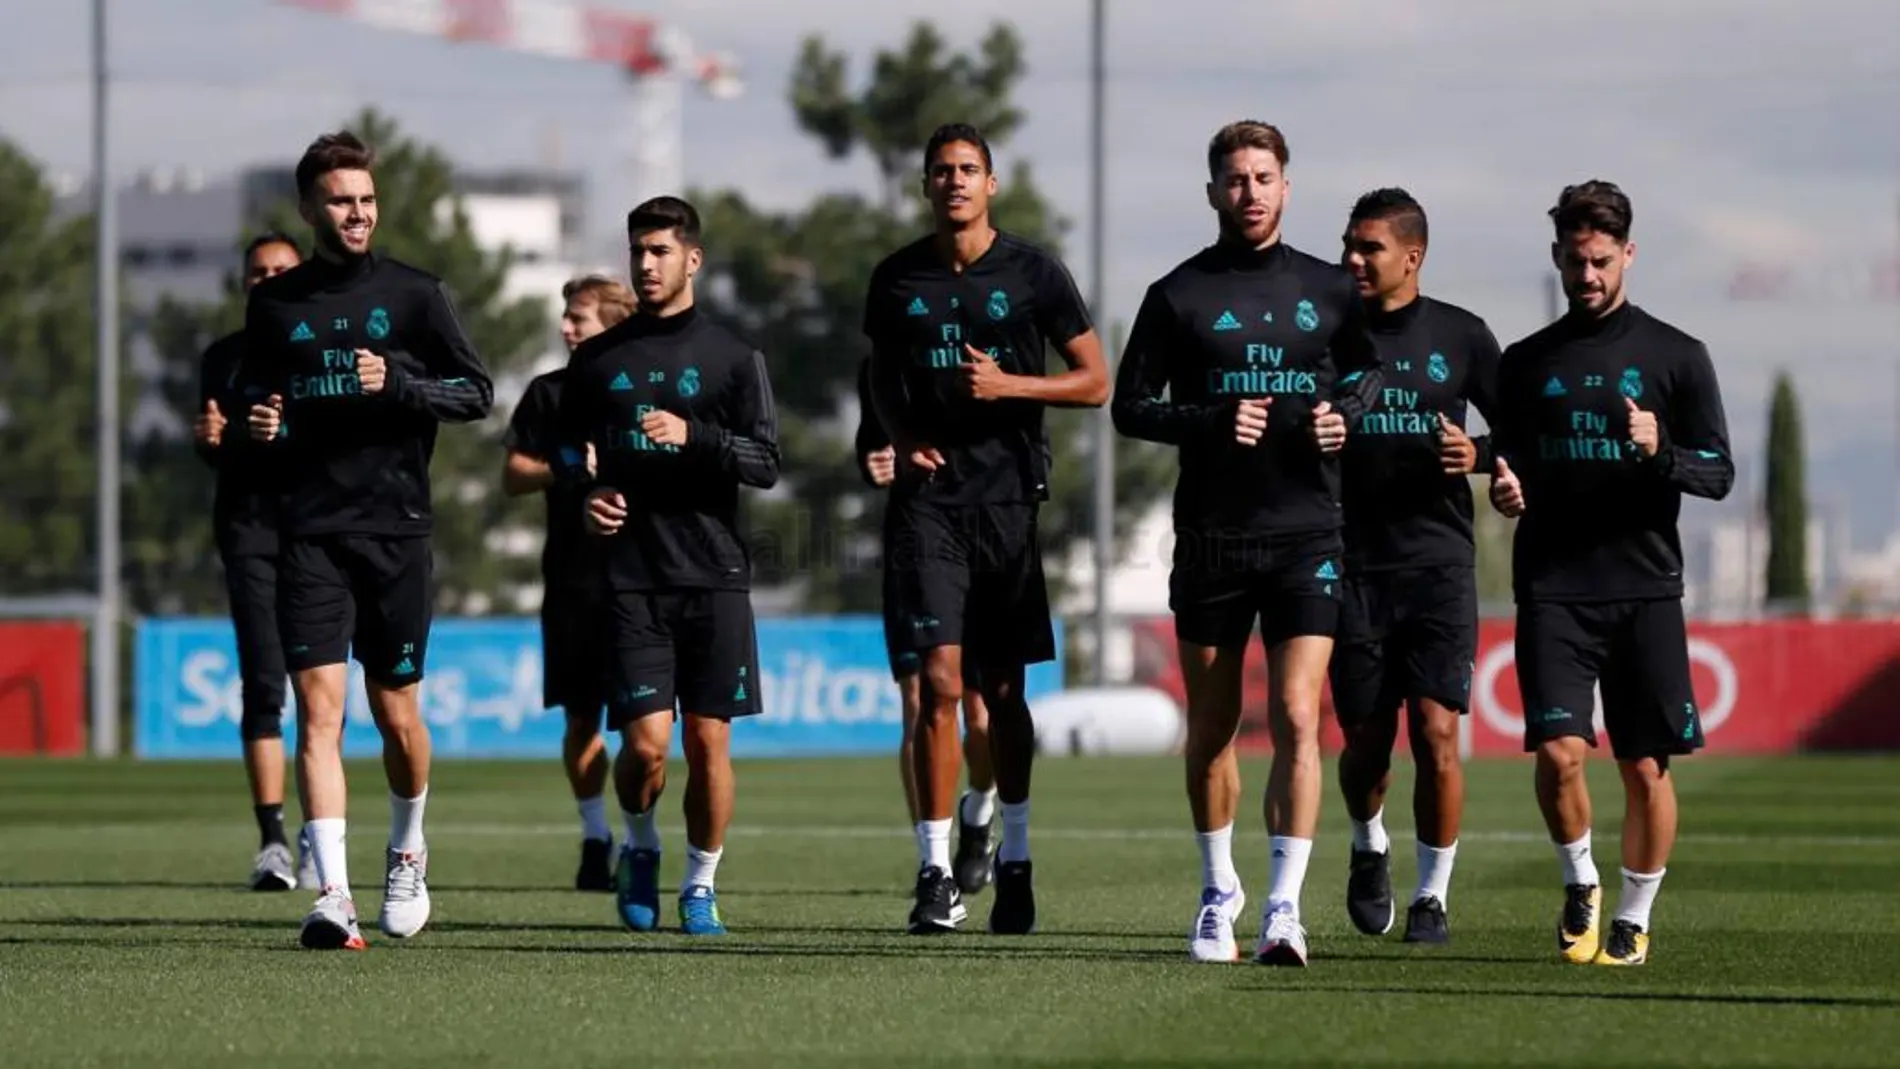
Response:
[695,21,1171,612]
[0,138,123,600]
[137,108,553,615]
[1763,370,1809,611]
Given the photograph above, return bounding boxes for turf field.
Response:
[3,754,1897,1067]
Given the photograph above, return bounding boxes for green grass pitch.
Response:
[3,754,1898,1067]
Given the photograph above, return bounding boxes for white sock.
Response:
[1616,867,1665,930]
[917,819,952,872]
[683,843,723,891]
[1267,835,1313,917]
[307,817,350,895]
[1351,809,1390,855]
[624,807,661,852]
[999,801,1031,863]
[388,788,427,855]
[577,796,610,842]
[960,787,998,828]
[1197,823,1238,893]
[1556,831,1601,887]
[1416,839,1458,906]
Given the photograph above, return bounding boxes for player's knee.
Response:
[563,710,602,746]
[624,730,669,770]
[1536,738,1587,780]
[239,704,284,741]
[1268,703,1322,752]
[921,658,965,712]
[1411,712,1461,770]
[1617,755,1668,796]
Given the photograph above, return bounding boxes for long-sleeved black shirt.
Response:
[1112,240,1384,538]
[1492,302,1734,602]
[504,367,602,592]
[1340,295,1503,573]
[556,307,780,592]
[853,356,891,485]
[862,231,1093,506]
[243,252,492,538]
[194,330,281,558]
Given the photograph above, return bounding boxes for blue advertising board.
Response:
[134,615,1064,759]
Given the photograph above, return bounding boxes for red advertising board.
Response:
[1129,617,1900,755]
[0,622,87,756]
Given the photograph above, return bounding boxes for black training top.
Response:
[242,251,493,538]
[862,231,1092,507]
[1339,295,1503,573]
[1112,240,1384,539]
[504,367,602,592]
[195,330,279,558]
[1492,302,1734,603]
[556,307,780,592]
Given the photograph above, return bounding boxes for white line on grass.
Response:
[423,823,1900,849]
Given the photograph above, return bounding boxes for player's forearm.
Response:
[1000,366,1108,407]
[389,366,494,422]
[686,422,780,489]
[1653,444,1734,500]
[503,452,555,496]
[1329,365,1383,425]
[1111,391,1225,446]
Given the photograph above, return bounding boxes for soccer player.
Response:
[1111,120,1382,965]
[502,274,636,891]
[194,230,313,893]
[1487,180,1733,966]
[244,131,494,950]
[1331,189,1501,944]
[854,356,999,894]
[556,196,779,937]
[864,123,1107,935]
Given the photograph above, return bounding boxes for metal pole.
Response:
[1088,0,1112,686]
[92,0,121,757]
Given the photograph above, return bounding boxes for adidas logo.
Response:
[393,656,415,676]
[1543,376,1566,397]
[906,296,929,316]
[1314,560,1339,581]
[609,371,635,391]
[1212,310,1243,332]
[734,682,748,702]
[289,321,315,342]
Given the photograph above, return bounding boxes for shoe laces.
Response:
[681,887,718,925]
[1563,884,1596,933]
[1195,904,1230,943]
[1605,919,1641,957]
[386,853,425,901]
[1263,904,1301,943]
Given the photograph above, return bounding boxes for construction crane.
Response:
[277,0,742,236]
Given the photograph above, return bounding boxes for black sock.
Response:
[255,803,288,849]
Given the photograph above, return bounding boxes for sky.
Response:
[4,0,1898,542]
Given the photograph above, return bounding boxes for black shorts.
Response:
[279,534,433,686]
[221,551,287,735]
[1170,531,1343,649]
[1517,599,1703,761]
[607,590,763,727]
[1330,566,1478,730]
[883,499,1055,670]
[542,586,610,717]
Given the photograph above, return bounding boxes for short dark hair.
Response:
[1349,188,1429,247]
[626,196,702,247]
[1207,120,1289,178]
[243,231,302,264]
[923,123,994,174]
[1550,180,1632,242]
[294,131,374,201]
